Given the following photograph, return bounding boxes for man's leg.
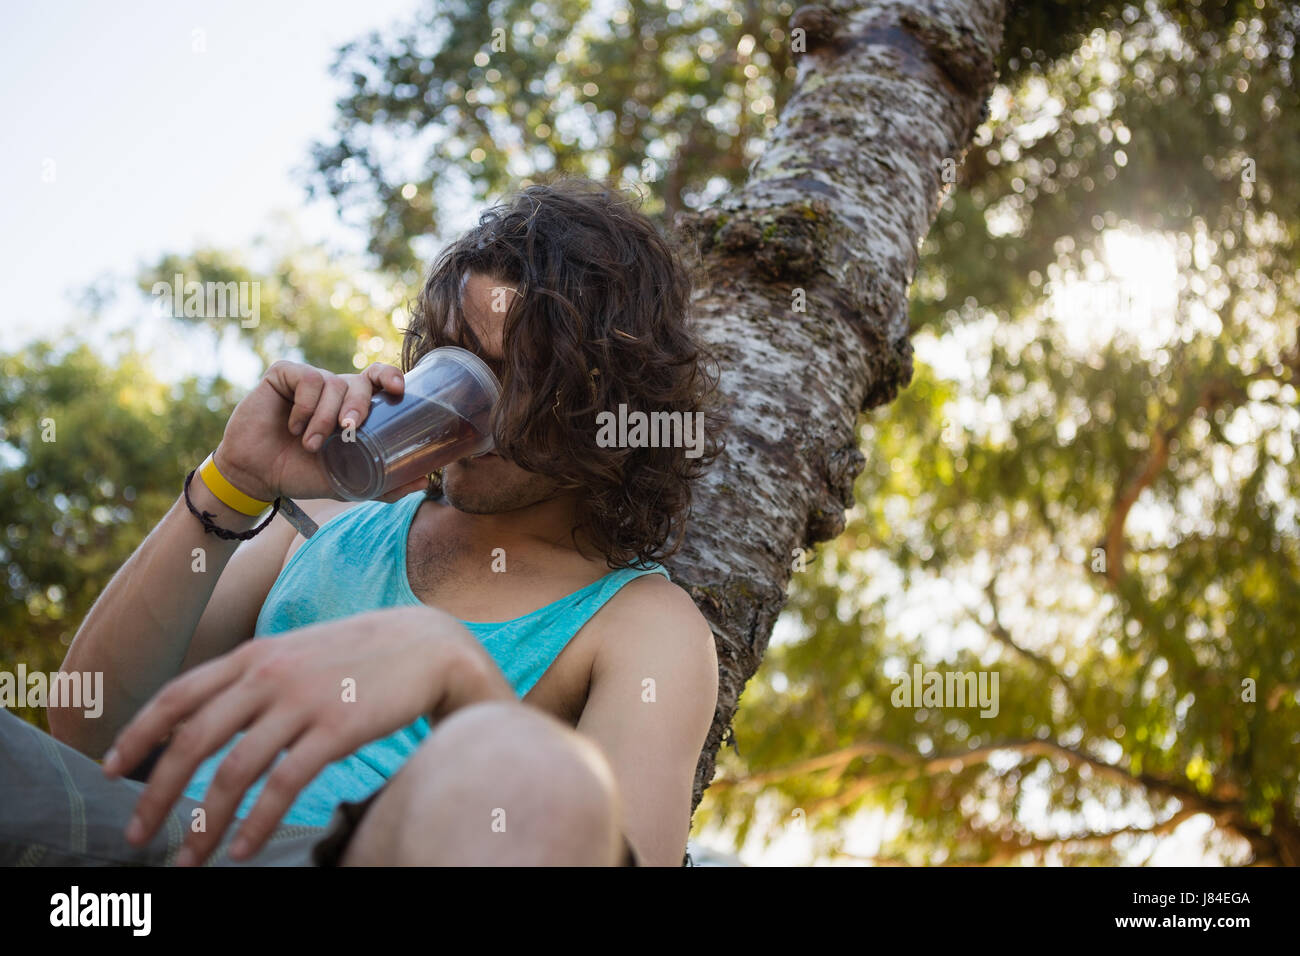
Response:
[0,707,325,866]
[339,700,626,866]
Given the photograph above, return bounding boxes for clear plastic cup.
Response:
[320,346,501,501]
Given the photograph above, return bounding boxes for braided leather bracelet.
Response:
[183,467,281,540]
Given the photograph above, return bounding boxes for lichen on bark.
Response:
[668,0,1007,855]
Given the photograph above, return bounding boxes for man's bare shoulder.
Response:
[607,570,702,615]
[278,498,361,566]
[591,571,716,671]
[294,498,358,522]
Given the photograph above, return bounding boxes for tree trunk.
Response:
[667,0,1008,857]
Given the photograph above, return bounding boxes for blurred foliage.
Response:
[307,0,796,270]
[0,244,409,728]
[701,0,1300,864]
[137,245,411,373]
[305,0,1289,271]
[0,340,234,726]
[2,0,1297,864]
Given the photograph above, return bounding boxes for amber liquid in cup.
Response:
[319,347,500,501]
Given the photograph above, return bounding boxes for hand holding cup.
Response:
[212,360,408,504]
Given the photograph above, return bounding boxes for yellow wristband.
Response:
[197,452,274,516]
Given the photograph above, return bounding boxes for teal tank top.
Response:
[182,490,669,826]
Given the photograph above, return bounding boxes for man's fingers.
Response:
[264,361,320,434]
[338,373,379,433]
[362,363,404,397]
[103,655,242,781]
[276,366,326,438]
[178,710,309,866]
[263,361,402,442]
[261,359,302,403]
[301,375,348,452]
[227,730,342,861]
[336,362,405,438]
[123,690,264,850]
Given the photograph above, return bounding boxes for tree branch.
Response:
[715,735,1239,819]
[827,805,1202,865]
[1100,345,1298,586]
[979,574,1084,713]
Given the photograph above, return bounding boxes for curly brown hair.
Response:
[403,177,724,569]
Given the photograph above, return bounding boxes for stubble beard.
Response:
[439,457,570,515]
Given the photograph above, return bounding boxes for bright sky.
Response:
[0,0,421,354]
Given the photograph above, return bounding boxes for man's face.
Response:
[438,272,570,515]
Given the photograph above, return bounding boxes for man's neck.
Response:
[422,488,590,558]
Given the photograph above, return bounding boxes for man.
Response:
[4,178,722,867]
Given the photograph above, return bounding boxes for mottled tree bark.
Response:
[666,0,1007,860]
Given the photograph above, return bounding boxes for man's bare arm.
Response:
[103,604,518,866]
[575,575,718,866]
[48,481,298,759]
[50,359,412,758]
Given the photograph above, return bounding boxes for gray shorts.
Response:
[0,707,374,867]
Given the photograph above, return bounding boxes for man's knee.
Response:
[343,701,624,865]
[419,700,623,831]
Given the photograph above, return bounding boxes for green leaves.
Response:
[702,0,1300,864]
[306,0,801,271]
[0,343,233,727]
